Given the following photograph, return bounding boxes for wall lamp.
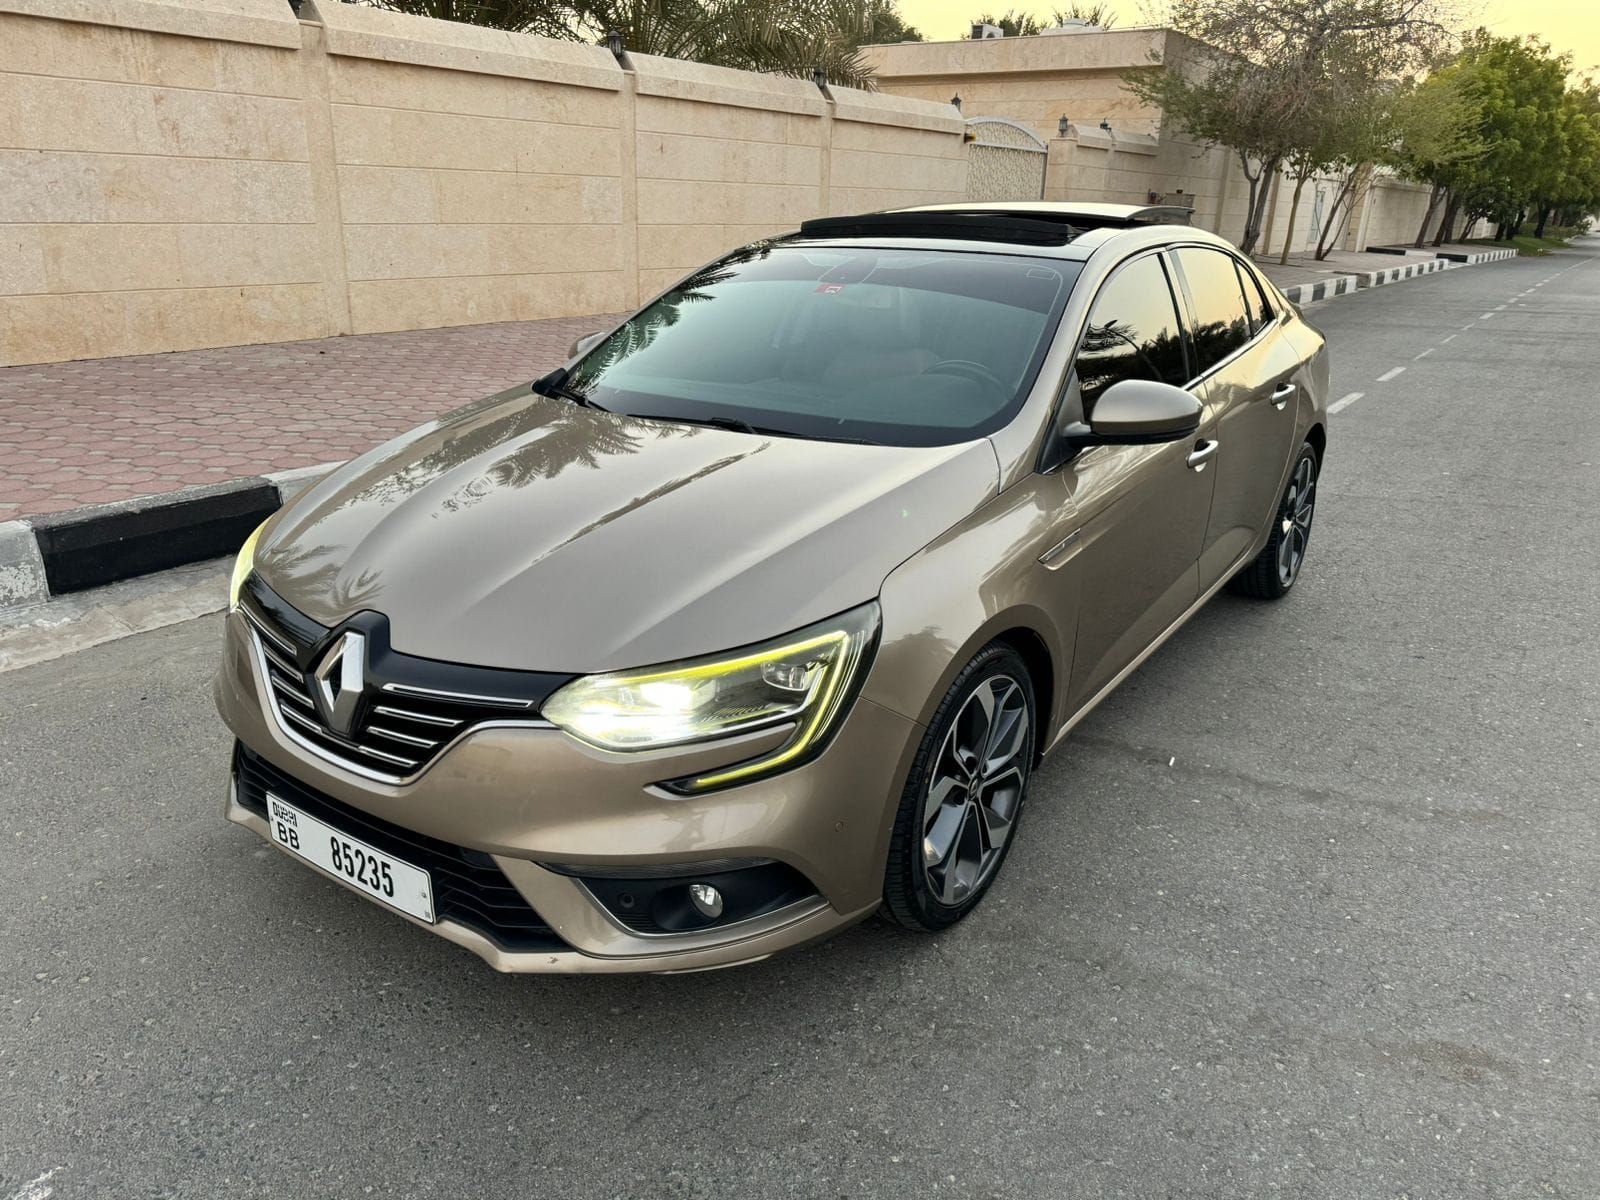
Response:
[606,28,624,60]
[951,94,962,111]
[1057,114,1071,137]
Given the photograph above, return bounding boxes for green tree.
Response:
[1050,3,1117,27]
[970,8,1046,36]
[1126,0,1454,254]
[1384,64,1486,246]
[1446,33,1571,239]
[363,0,916,86]
[969,4,1116,35]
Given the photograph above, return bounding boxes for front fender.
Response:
[863,474,1077,747]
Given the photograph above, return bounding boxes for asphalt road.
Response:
[3,241,1597,1200]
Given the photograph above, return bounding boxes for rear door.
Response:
[1170,247,1303,589]
[1053,250,1218,711]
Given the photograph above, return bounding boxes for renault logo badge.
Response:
[312,630,366,736]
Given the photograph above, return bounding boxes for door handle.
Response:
[1186,439,1219,471]
[1270,382,1297,410]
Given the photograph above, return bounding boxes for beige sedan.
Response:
[216,202,1328,973]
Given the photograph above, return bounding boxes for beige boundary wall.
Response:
[866,31,1437,259]
[0,0,964,366]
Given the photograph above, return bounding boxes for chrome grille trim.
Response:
[278,705,420,769]
[366,724,441,749]
[381,682,535,709]
[372,705,462,728]
[270,674,315,710]
[243,622,557,786]
[240,601,296,657]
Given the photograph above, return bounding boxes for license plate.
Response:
[265,793,436,923]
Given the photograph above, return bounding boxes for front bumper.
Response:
[214,609,922,973]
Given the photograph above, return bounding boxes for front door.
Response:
[1052,251,1217,711]
[1169,247,1302,588]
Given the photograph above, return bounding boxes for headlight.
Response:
[228,520,268,611]
[541,602,879,791]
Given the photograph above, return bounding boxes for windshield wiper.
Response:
[630,412,872,445]
[532,367,607,411]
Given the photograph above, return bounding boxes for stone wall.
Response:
[867,30,1439,257]
[0,0,964,366]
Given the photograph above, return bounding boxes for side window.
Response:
[1175,247,1253,375]
[1074,255,1189,413]
[1236,260,1276,333]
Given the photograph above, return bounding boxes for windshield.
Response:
[565,242,1080,447]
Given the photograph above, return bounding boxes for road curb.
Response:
[1,462,343,612]
[1278,274,1360,306]
[1356,258,1455,288]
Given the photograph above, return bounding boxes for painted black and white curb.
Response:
[1277,274,1360,306]
[1358,258,1455,287]
[0,463,339,612]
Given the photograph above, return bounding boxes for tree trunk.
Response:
[1433,193,1460,246]
[1314,169,1359,261]
[1414,184,1445,248]
[1241,156,1281,256]
[1278,174,1309,265]
[1534,205,1550,238]
[1236,152,1264,255]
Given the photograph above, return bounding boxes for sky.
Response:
[893,0,1600,74]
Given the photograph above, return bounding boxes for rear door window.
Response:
[1073,254,1189,412]
[1174,247,1254,376]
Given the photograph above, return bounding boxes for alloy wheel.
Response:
[920,674,1032,906]
[1277,453,1318,587]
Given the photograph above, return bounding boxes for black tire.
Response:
[1228,441,1320,600]
[882,642,1036,932]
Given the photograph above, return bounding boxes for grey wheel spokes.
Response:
[921,675,1031,907]
[1277,455,1318,586]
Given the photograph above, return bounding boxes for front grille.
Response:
[234,743,567,954]
[240,575,571,782]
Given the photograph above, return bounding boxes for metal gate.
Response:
[964,117,1047,201]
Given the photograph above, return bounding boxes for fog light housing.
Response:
[688,883,723,919]
[545,859,817,935]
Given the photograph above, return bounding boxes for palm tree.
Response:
[361,0,908,87]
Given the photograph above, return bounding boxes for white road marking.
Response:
[1441,334,1457,343]
[1328,392,1364,414]
[1377,367,1406,382]
[1462,323,1476,330]
[5,1170,58,1200]
[1414,348,1434,359]
[1494,304,1506,310]
[1480,312,1495,320]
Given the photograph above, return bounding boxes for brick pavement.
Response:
[0,315,623,522]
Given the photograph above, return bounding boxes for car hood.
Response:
[255,388,999,672]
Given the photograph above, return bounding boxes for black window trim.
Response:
[1165,242,1280,388]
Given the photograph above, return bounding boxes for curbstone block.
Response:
[0,520,51,611]
[28,479,281,596]
[0,461,357,611]
[265,461,346,505]
[1278,274,1360,306]
[1357,258,1454,288]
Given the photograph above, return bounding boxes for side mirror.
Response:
[1064,379,1201,449]
[568,330,607,359]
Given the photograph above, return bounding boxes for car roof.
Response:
[787,202,1220,261]
[897,201,1196,225]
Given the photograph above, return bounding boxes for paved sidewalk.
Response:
[0,315,620,522]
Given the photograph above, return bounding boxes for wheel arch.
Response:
[1305,420,1327,464]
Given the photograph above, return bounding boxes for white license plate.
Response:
[265,793,436,923]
